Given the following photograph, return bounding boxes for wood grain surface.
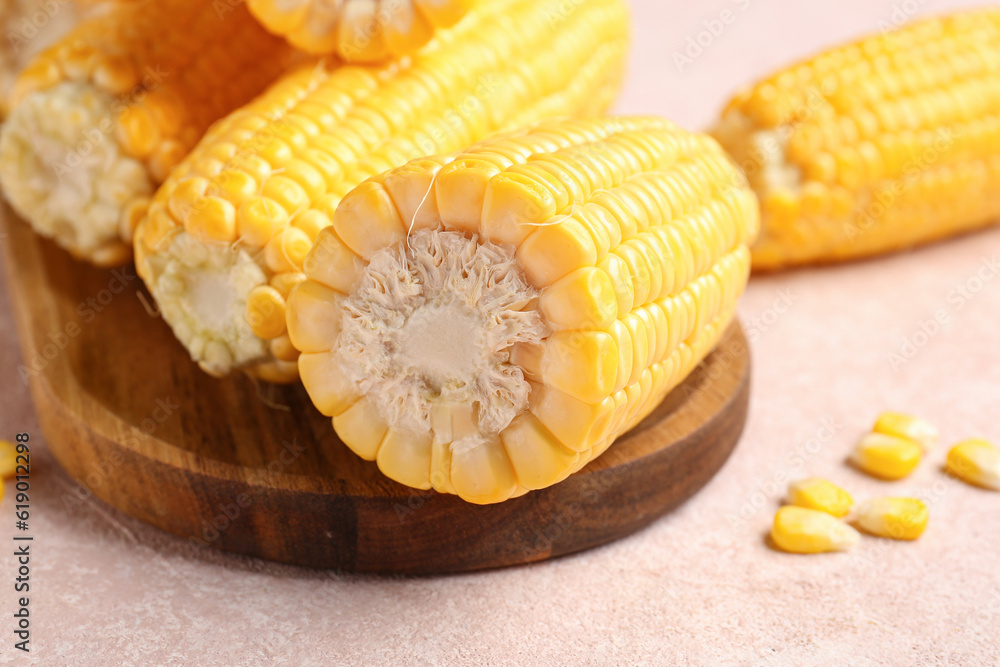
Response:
[1,206,751,575]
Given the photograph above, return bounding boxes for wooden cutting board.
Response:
[1,206,751,575]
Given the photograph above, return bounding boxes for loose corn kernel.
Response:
[0,440,17,479]
[855,497,929,540]
[787,477,854,517]
[850,432,922,480]
[873,412,938,451]
[771,506,860,554]
[946,439,1000,490]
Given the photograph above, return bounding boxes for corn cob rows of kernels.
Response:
[134,0,630,382]
[286,116,758,503]
[713,9,1000,270]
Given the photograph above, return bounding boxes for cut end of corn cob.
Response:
[287,116,758,503]
[854,497,929,540]
[771,506,860,554]
[335,229,546,442]
[946,438,1000,490]
[849,432,922,480]
[246,0,474,60]
[142,231,284,378]
[712,9,1000,270]
[0,82,151,265]
[135,0,630,381]
[873,412,938,451]
[787,477,854,517]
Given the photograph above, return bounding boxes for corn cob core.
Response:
[246,0,473,61]
[134,0,630,382]
[337,230,546,440]
[0,0,295,265]
[287,116,759,503]
[712,10,1000,270]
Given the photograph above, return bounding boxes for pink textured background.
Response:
[2,0,1000,664]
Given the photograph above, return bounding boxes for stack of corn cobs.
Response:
[2,1,999,504]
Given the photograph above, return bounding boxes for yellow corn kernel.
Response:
[288,116,759,503]
[712,8,1000,270]
[854,497,929,540]
[246,286,287,340]
[135,0,631,383]
[238,197,290,248]
[850,432,922,480]
[787,477,854,517]
[873,412,938,451]
[332,396,389,461]
[269,334,299,363]
[771,506,860,554]
[946,439,1000,490]
[0,0,296,265]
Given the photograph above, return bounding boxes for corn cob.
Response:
[0,0,296,266]
[134,0,630,382]
[286,116,758,503]
[712,9,1000,270]
[246,0,473,61]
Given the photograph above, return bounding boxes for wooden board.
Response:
[1,206,751,575]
